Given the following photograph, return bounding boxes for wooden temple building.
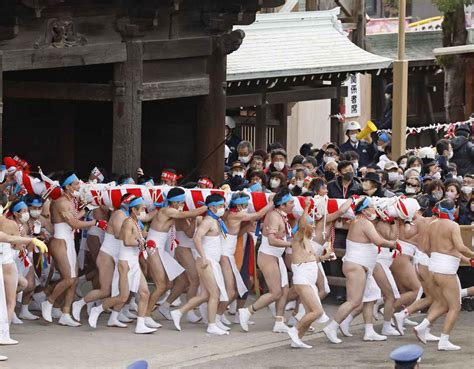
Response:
[0,0,286,183]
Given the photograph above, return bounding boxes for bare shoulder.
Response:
[0,217,17,233]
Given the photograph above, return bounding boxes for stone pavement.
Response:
[1,301,473,369]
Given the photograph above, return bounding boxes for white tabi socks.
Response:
[72,299,86,321]
[438,334,461,351]
[363,324,387,341]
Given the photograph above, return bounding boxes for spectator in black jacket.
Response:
[339,121,376,167]
[327,160,363,198]
[451,124,473,176]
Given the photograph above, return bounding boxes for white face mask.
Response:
[461,186,472,195]
[215,208,225,217]
[448,151,453,159]
[296,180,304,188]
[73,190,81,198]
[399,163,407,170]
[388,172,399,182]
[411,166,421,173]
[324,155,336,164]
[377,145,384,152]
[352,162,359,171]
[432,172,441,180]
[270,179,281,189]
[405,186,416,194]
[177,205,184,212]
[137,211,147,221]
[30,209,42,219]
[288,183,295,190]
[273,161,285,171]
[265,161,271,169]
[301,187,309,194]
[19,212,30,224]
[238,156,251,164]
[349,134,358,143]
[233,171,244,178]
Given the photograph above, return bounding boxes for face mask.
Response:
[296,180,304,188]
[388,172,399,182]
[377,145,384,152]
[342,172,354,182]
[349,134,358,143]
[432,172,441,180]
[269,179,281,189]
[325,171,335,182]
[19,213,30,223]
[233,172,244,178]
[445,191,456,200]
[399,163,407,170]
[448,151,453,159]
[215,208,225,217]
[177,206,184,212]
[432,191,443,201]
[352,162,359,171]
[411,166,421,174]
[301,187,308,194]
[324,155,335,164]
[30,209,42,219]
[238,156,251,164]
[461,186,472,195]
[137,211,147,221]
[405,186,416,194]
[288,183,295,190]
[265,161,271,169]
[273,161,285,171]
[73,190,81,198]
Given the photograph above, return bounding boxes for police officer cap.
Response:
[390,344,423,365]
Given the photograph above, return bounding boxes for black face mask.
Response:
[342,172,354,182]
[325,171,335,182]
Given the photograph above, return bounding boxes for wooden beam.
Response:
[226,93,262,108]
[4,81,113,101]
[112,41,143,176]
[266,86,337,104]
[142,78,209,101]
[226,86,337,108]
[0,52,3,158]
[2,43,126,72]
[142,38,212,61]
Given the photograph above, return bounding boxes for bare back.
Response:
[107,209,128,238]
[428,218,464,258]
[262,210,287,239]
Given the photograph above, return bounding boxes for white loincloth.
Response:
[201,236,228,301]
[413,248,430,267]
[176,231,194,249]
[54,223,77,278]
[310,240,331,294]
[429,252,460,274]
[147,229,185,281]
[0,243,14,265]
[376,248,400,299]
[88,226,105,243]
[292,261,318,296]
[343,240,380,302]
[258,236,288,288]
[111,241,141,296]
[100,232,121,261]
[398,240,417,258]
[429,252,462,304]
[221,234,248,297]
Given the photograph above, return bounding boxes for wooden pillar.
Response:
[112,40,143,176]
[352,0,366,49]
[0,52,3,159]
[330,87,342,144]
[196,36,226,183]
[275,103,288,148]
[255,102,267,151]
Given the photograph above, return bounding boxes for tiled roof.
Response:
[366,30,443,65]
[227,8,392,81]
